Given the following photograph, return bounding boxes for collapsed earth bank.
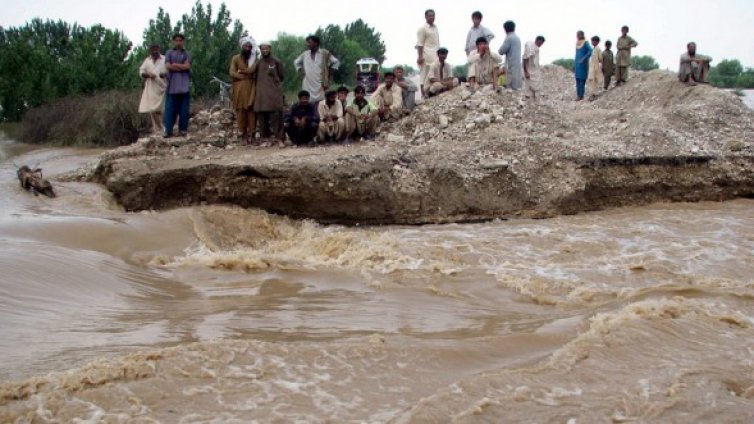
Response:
[84,67,754,225]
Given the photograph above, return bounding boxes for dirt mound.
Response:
[411,66,751,159]
[87,64,754,224]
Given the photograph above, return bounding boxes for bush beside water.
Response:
[17,90,220,146]
[19,91,148,146]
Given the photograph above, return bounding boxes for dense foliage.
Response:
[19,90,147,146]
[708,59,754,89]
[0,1,390,124]
[552,58,575,71]
[137,2,245,98]
[630,55,660,71]
[0,19,134,121]
[313,20,386,87]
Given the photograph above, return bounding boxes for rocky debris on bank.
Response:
[84,66,754,225]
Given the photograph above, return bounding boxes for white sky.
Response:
[2,0,753,70]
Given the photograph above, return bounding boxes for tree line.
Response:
[706,59,754,89]
[0,19,134,121]
[3,1,751,124]
[0,0,389,122]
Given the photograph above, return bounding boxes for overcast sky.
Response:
[2,0,753,70]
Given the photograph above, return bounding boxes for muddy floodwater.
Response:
[1,139,753,422]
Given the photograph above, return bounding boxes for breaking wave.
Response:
[153,206,463,276]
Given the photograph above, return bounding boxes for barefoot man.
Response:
[678,42,713,86]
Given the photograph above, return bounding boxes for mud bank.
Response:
[86,68,754,225]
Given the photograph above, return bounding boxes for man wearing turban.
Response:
[229,35,259,143]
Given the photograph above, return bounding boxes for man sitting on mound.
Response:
[345,85,379,141]
[372,72,403,122]
[284,90,319,145]
[679,42,712,86]
[427,48,459,96]
[317,90,345,143]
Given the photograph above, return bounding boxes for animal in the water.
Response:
[17,165,56,198]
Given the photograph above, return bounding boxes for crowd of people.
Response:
[572,26,639,101]
[137,9,714,144]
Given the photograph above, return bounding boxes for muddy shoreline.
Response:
[84,68,754,225]
[90,147,754,225]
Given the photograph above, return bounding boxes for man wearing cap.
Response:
[230,35,259,143]
[254,41,285,142]
[427,48,458,95]
[138,43,167,134]
[294,35,340,103]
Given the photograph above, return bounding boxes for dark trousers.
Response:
[603,74,613,90]
[576,78,586,99]
[164,93,190,135]
[257,111,282,138]
[285,125,316,145]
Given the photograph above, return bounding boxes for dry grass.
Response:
[20,90,149,146]
[19,91,218,146]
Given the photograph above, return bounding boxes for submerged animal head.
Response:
[17,166,55,198]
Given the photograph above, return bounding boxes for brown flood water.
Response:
[1,139,753,422]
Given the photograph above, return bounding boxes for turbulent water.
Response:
[1,137,753,422]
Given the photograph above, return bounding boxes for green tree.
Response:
[709,59,743,88]
[337,40,369,87]
[630,55,659,71]
[552,58,575,71]
[715,59,743,76]
[177,1,245,97]
[270,32,306,97]
[138,7,176,57]
[736,68,754,89]
[344,19,386,63]
[137,1,245,98]
[314,24,350,85]
[453,64,468,78]
[312,21,388,87]
[0,19,134,121]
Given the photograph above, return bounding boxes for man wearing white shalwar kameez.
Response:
[587,36,604,98]
[523,36,545,99]
[467,38,502,90]
[416,9,440,96]
[138,44,168,133]
[294,35,340,103]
